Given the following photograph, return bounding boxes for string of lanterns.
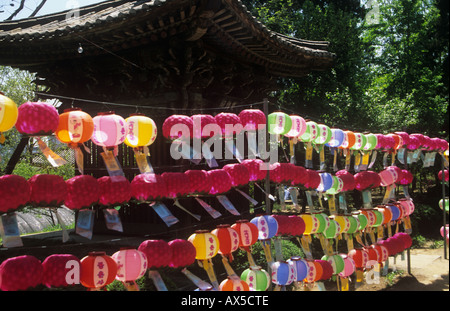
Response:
[0,92,449,291]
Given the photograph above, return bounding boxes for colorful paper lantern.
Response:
[0,255,43,291]
[270,162,295,185]
[131,173,168,201]
[0,175,30,213]
[316,259,333,280]
[271,261,295,285]
[301,213,320,235]
[399,169,414,185]
[321,254,345,275]
[289,215,306,236]
[241,159,267,181]
[124,114,157,148]
[348,248,369,270]
[398,198,414,216]
[207,169,232,195]
[168,239,197,268]
[365,246,380,263]
[185,169,211,194]
[326,128,345,148]
[290,165,308,186]
[271,214,291,236]
[161,172,190,198]
[219,277,250,291]
[339,130,356,149]
[27,174,66,208]
[363,133,378,150]
[313,212,331,234]
[211,224,240,262]
[80,252,118,290]
[354,170,380,190]
[55,108,94,148]
[350,132,367,150]
[304,169,321,190]
[334,215,350,234]
[338,254,355,278]
[287,256,309,282]
[299,120,318,142]
[191,114,218,139]
[377,205,393,225]
[372,243,389,263]
[138,239,172,268]
[241,266,270,291]
[64,175,99,210]
[231,219,259,252]
[15,101,59,135]
[387,133,402,150]
[41,254,80,288]
[324,219,341,239]
[355,212,368,231]
[316,172,333,192]
[406,135,420,150]
[439,198,449,212]
[379,168,397,187]
[162,114,193,140]
[438,170,449,182]
[386,203,400,221]
[188,230,220,260]
[97,176,131,206]
[238,109,266,131]
[346,214,360,234]
[314,124,332,145]
[360,209,377,227]
[267,112,292,135]
[336,170,355,191]
[303,260,323,283]
[214,112,242,137]
[250,214,279,240]
[372,209,384,227]
[325,175,344,195]
[223,163,250,187]
[91,111,127,149]
[285,115,306,138]
[0,91,18,133]
[112,248,148,283]
[394,131,410,147]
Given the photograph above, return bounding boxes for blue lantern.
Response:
[326,128,345,148]
[287,256,309,282]
[271,261,295,286]
[317,172,333,192]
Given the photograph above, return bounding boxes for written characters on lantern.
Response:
[180,295,269,308]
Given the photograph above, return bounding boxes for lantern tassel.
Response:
[36,137,67,167]
[181,268,214,291]
[148,270,168,291]
[200,259,219,290]
[74,146,84,175]
[260,239,273,264]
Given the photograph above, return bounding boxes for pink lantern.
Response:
[406,135,420,150]
[42,254,80,288]
[97,176,131,206]
[15,101,59,135]
[291,165,308,186]
[375,134,386,149]
[64,175,99,210]
[438,170,449,182]
[387,166,402,183]
[285,115,306,138]
[410,133,426,148]
[355,171,378,191]
[223,163,250,187]
[0,255,43,291]
[184,169,211,194]
[168,239,197,268]
[138,240,172,268]
[161,172,190,198]
[162,114,193,140]
[91,111,127,149]
[304,169,321,190]
[0,175,30,213]
[394,132,410,147]
[112,247,148,283]
[191,114,218,139]
[238,109,266,131]
[241,159,267,181]
[336,170,355,191]
[382,134,396,150]
[338,254,355,278]
[379,168,397,187]
[399,169,414,185]
[214,112,242,137]
[270,162,295,185]
[28,174,67,207]
[131,173,168,201]
[207,169,232,195]
[398,198,415,216]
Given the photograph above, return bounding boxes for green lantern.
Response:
[324,219,341,239]
[350,132,367,150]
[314,124,332,145]
[326,176,344,195]
[314,212,331,233]
[322,254,345,275]
[346,214,360,234]
[372,209,384,227]
[363,133,378,151]
[241,266,270,291]
[356,212,368,231]
[267,112,292,135]
[439,198,449,212]
[299,121,318,142]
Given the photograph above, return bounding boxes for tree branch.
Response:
[29,0,47,18]
[5,0,25,21]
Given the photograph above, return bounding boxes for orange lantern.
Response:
[219,277,250,291]
[80,252,118,290]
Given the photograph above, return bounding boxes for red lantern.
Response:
[80,252,118,290]
[289,215,306,236]
[28,174,67,207]
[270,162,295,185]
[97,176,131,206]
[138,240,172,268]
[168,239,197,268]
[438,170,449,182]
[161,172,190,198]
[315,259,333,281]
[231,219,259,252]
[399,169,414,185]
[394,131,410,147]
[111,248,148,283]
[304,169,321,190]
[211,224,240,262]
[0,174,30,213]
[0,255,43,291]
[191,114,218,139]
[184,169,211,194]
[42,254,80,288]
[214,112,242,137]
[291,165,308,186]
[15,101,59,135]
[272,214,291,236]
[207,169,232,195]
[372,243,389,263]
[365,246,380,263]
[162,114,193,140]
[241,159,267,181]
[382,134,396,150]
[64,175,99,210]
[348,248,369,270]
[336,170,355,191]
[238,109,266,131]
[131,173,168,201]
[223,163,250,187]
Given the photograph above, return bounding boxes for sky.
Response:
[0,0,105,21]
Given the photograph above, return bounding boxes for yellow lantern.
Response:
[301,213,320,235]
[124,113,157,174]
[0,92,19,141]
